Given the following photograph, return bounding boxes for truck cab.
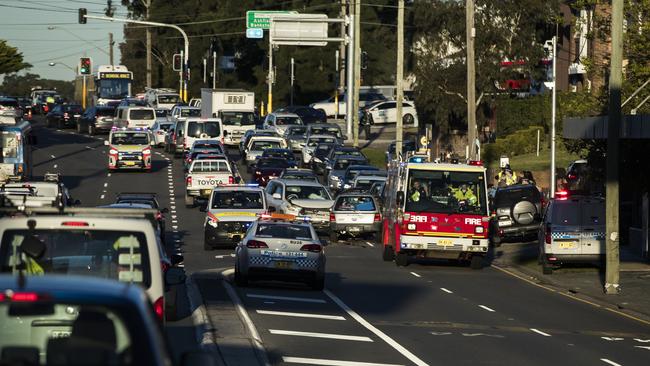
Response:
[201,89,256,146]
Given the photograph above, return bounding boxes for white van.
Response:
[115,106,156,129]
[177,118,224,155]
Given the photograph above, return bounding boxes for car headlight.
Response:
[313,157,322,163]
[206,217,218,228]
[331,175,339,181]
[407,224,416,230]
[475,226,484,234]
[344,184,351,189]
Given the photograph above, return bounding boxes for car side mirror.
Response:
[272,193,282,200]
[224,130,228,136]
[396,191,404,206]
[165,267,186,286]
[171,253,184,266]
[104,140,110,146]
[342,135,348,140]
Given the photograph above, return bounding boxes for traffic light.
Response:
[78,8,87,24]
[79,57,92,75]
[172,54,182,71]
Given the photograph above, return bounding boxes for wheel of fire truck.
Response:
[470,255,484,270]
[395,252,409,267]
[382,246,395,262]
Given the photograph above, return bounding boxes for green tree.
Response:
[1,73,75,99]
[0,40,31,76]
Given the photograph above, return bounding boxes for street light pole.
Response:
[396,0,404,158]
[48,62,76,73]
[466,0,477,160]
[82,14,190,102]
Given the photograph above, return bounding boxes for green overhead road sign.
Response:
[246,10,298,30]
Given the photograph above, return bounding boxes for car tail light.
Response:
[468,160,483,166]
[9,292,40,302]
[246,240,268,249]
[545,224,552,244]
[300,244,322,252]
[61,221,89,227]
[43,105,49,113]
[567,173,576,180]
[186,176,192,186]
[255,170,261,176]
[153,296,164,321]
[330,212,336,222]
[155,212,163,221]
[374,213,381,222]
[64,112,69,119]
[228,176,234,184]
[161,261,170,273]
[556,190,569,200]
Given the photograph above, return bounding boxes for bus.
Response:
[75,65,133,107]
[1,120,34,183]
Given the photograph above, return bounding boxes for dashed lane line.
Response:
[600,359,623,366]
[269,329,373,342]
[246,294,327,304]
[478,305,496,313]
[256,310,345,321]
[324,290,429,366]
[410,272,421,278]
[440,288,453,294]
[530,328,551,337]
[100,195,105,200]
[365,241,374,247]
[282,357,404,366]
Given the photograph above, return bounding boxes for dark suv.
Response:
[490,184,543,245]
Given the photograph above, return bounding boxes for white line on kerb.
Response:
[53,164,58,168]
[440,288,453,294]
[365,241,374,247]
[107,173,111,177]
[257,310,345,321]
[324,290,429,366]
[530,328,551,337]
[103,183,108,187]
[50,155,56,158]
[100,195,105,200]
[601,359,623,366]
[410,272,421,278]
[246,294,326,303]
[478,305,496,312]
[282,357,404,366]
[270,329,372,342]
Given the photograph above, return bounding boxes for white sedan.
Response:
[234,217,326,290]
[362,100,419,127]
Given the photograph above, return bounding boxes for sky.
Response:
[0,0,129,81]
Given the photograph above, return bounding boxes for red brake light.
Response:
[61,221,89,227]
[186,176,192,186]
[11,292,40,302]
[161,261,170,273]
[545,224,552,244]
[300,244,322,252]
[153,296,164,321]
[330,212,336,222]
[567,174,576,179]
[228,176,234,184]
[155,212,163,220]
[64,112,69,118]
[556,190,569,200]
[246,240,268,249]
[468,160,483,166]
[374,213,381,222]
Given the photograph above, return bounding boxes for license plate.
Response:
[125,161,135,166]
[498,220,512,227]
[201,189,211,196]
[347,226,361,232]
[438,239,453,246]
[558,241,576,249]
[274,261,292,269]
[50,330,71,338]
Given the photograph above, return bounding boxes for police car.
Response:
[234,214,326,290]
[104,127,154,171]
[204,185,267,250]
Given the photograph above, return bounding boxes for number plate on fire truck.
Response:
[437,239,453,246]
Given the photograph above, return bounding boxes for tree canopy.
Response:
[0,40,31,76]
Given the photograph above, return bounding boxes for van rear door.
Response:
[579,199,605,256]
[549,200,581,256]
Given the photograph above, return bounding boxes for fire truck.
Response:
[380,160,490,269]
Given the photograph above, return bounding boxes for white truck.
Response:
[184,157,240,207]
[201,89,257,146]
[145,88,182,110]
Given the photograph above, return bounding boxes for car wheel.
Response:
[184,194,194,208]
[382,245,395,262]
[395,252,409,267]
[329,231,338,243]
[203,241,213,251]
[234,265,248,287]
[310,274,325,291]
[470,255,484,270]
[542,257,554,275]
[403,114,414,125]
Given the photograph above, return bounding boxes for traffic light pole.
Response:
[81,13,190,102]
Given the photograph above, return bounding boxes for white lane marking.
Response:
[100,195,105,200]
[602,337,624,341]
[107,173,111,177]
[215,255,226,259]
[365,241,374,247]
[169,189,174,193]
[282,357,403,366]
[172,225,178,229]
[257,310,345,321]
[264,301,275,304]
[246,294,326,304]
[85,146,95,150]
[171,205,176,209]
[171,215,177,219]
[50,154,56,158]
[601,359,623,366]
[635,338,650,343]
[172,220,178,224]
[635,346,650,351]
[478,305,496,313]
[269,329,372,342]
[530,328,551,337]
[440,288,453,294]
[324,290,429,366]
[103,183,108,187]
[171,210,177,214]
[231,253,236,257]
[410,272,421,278]
[53,164,58,168]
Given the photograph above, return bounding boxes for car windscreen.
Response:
[255,224,312,240]
[157,123,173,131]
[335,196,376,211]
[211,191,263,209]
[251,141,281,150]
[551,201,580,226]
[190,160,230,173]
[129,109,154,120]
[180,109,201,117]
[275,116,302,126]
[307,136,337,147]
[334,159,355,170]
[262,150,293,160]
[192,143,224,153]
[405,170,487,215]
[580,201,605,226]
[355,178,382,188]
[110,132,149,145]
[65,106,83,114]
[0,229,151,287]
[494,187,541,207]
[334,149,363,157]
[310,126,341,137]
[221,111,256,126]
[97,108,115,117]
[187,121,221,137]
[257,158,291,169]
[285,185,331,200]
[346,167,378,180]
[158,95,180,104]
[282,173,316,181]
[287,126,307,136]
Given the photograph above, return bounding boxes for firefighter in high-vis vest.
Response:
[408,180,428,202]
[496,165,517,186]
[453,184,477,205]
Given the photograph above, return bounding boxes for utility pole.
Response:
[339,0,347,92]
[345,14,355,139]
[143,0,152,88]
[352,0,361,147]
[550,35,557,198]
[212,51,217,89]
[267,36,274,114]
[395,0,404,158]
[605,0,623,295]
[203,58,207,84]
[290,57,295,106]
[466,0,477,160]
[108,32,114,65]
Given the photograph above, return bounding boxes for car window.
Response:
[335,196,376,211]
[256,224,312,240]
[494,187,541,207]
[551,201,580,226]
[110,132,149,145]
[252,141,281,150]
[580,201,604,226]
[211,191,263,209]
[180,109,201,117]
[285,185,331,200]
[191,160,230,173]
[257,158,291,168]
[129,109,154,120]
[0,229,151,287]
[187,121,221,137]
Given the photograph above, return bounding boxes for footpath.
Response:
[492,241,650,324]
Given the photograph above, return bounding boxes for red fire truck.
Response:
[380,161,490,269]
